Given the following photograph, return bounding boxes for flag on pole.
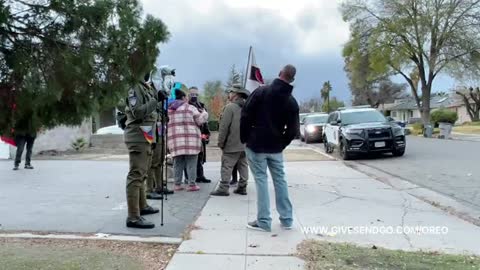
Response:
[1,136,16,147]
[244,47,265,92]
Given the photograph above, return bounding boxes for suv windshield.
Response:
[341,110,386,125]
[307,115,328,124]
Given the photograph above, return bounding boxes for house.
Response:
[381,95,471,124]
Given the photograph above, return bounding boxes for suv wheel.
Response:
[339,139,352,160]
[393,148,405,157]
[324,135,333,153]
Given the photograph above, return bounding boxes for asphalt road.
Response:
[308,136,480,211]
[0,160,219,238]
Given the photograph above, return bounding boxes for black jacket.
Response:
[189,100,211,137]
[240,79,300,153]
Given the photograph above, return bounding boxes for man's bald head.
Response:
[279,64,296,83]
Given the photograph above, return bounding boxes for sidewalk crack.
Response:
[400,195,414,248]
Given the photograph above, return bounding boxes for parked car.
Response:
[386,116,407,128]
[297,113,310,139]
[95,125,123,135]
[323,108,406,160]
[300,113,328,144]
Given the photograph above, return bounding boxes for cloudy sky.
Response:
[140,0,455,103]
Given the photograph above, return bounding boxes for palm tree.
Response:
[321,81,332,112]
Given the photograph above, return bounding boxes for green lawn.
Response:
[297,240,480,270]
[453,124,480,135]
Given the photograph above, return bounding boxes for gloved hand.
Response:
[157,90,168,101]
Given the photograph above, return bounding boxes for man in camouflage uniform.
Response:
[124,72,161,229]
[211,84,250,196]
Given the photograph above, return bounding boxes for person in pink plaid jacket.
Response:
[168,89,209,192]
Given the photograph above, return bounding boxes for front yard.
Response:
[0,238,177,270]
[298,240,480,270]
[453,122,480,135]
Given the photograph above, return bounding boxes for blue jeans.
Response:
[245,148,293,231]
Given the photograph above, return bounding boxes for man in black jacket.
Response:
[185,86,212,183]
[240,65,299,232]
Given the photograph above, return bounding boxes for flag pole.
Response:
[243,46,252,89]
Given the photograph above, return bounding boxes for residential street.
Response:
[308,136,480,217]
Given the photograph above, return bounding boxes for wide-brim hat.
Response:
[228,84,250,97]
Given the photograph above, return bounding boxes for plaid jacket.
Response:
[167,101,208,157]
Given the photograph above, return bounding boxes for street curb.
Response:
[305,145,337,160]
[346,162,480,227]
[0,232,183,245]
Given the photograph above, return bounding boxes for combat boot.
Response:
[126,217,155,229]
[140,206,160,216]
[233,187,247,195]
[146,192,163,200]
[210,189,230,196]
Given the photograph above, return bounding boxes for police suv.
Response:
[323,106,406,160]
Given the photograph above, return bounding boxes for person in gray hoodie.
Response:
[211,85,250,196]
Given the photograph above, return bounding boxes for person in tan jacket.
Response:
[211,85,250,196]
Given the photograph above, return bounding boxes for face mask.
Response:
[190,96,198,103]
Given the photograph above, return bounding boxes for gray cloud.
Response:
[144,0,351,102]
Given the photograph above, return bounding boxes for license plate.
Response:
[374,141,386,148]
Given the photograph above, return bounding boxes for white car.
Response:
[300,113,328,143]
[95,125,124,135]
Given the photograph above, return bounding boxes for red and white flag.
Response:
[244,47,265,92]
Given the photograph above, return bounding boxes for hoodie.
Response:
[240,78,300,153]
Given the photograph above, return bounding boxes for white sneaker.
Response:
[281,224,293,230]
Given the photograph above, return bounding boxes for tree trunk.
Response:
[421,85,431,125]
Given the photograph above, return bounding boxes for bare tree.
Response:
[342,0,480,124]
[456,87,480,121]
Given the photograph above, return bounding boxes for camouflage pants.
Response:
[147,141,165,193]
[126,142,152,220]
[217,151,248,192]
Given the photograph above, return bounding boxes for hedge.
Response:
[431,109,458,126]
[208,121,219,131]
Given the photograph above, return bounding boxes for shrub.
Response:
[208,121,219,131]
[412,123,424,132]
[431,109,458,126]
[71,138,87,152]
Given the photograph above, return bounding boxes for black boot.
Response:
[140,206,160,216]
[24,164,34,169]
[210,189,230,196]
[126,217,155,229]
[156,188,174,195]
[13,165,19,171]
[146,192,163,200]
[233,188,247,195]
[196,177,212,183]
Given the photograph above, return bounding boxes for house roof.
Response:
[389,95,458,111]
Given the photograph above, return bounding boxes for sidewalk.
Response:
[452,132,480,142]
[166,161,480,270]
